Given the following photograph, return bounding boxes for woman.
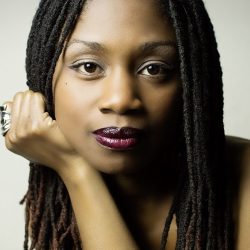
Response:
[1,0,249,249]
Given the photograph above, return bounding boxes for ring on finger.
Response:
[0,104,11,136]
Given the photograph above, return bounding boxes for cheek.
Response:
[144,83,182,149]
[53,82,94,139]
[146,84,180,126]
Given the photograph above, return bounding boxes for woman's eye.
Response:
[69,61,104,77]
[138,63,174,80]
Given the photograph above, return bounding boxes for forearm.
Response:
[60,166,139,250]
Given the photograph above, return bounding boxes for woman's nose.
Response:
[98,70,143,115]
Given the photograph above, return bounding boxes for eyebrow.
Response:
[66,39,177,53]
[140,41,177,52]
[67,39,103,51]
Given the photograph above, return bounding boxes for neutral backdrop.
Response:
[0,1,249,249]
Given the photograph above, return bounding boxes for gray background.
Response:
[0,0,249,249]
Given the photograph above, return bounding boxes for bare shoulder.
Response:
[225,135,250,156]
[225,135,250,249]
[225,135,250,191]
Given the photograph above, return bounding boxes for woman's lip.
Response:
[92,126,144,138]
[92,127,144,150]
[93,135,140,150]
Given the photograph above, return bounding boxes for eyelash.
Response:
[69,60,175,80]
[69,60,105,79]
[137,61,175,80]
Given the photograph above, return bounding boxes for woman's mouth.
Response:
[92,126,144,150]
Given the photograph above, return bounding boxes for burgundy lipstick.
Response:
[92,127,144,150]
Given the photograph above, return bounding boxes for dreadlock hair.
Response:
[21,0,234,249]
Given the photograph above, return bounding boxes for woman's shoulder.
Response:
[225,135,250,185]
[225,135,250,173]
[225,135,250,249]
[225,135,250,154]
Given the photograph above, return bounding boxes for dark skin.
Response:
[3,0,250,249]
[225,136,250,250]
[53,0,181,247]
[104,145,180,249]
[101,136,250,250]
[112,136,250,250]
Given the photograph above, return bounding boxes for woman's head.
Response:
[24,0,231,249]
[52,0,181,175]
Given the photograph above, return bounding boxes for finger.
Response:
[1,101,12,113]
[10,92,24,132]
[21,90,46,120]
[18,91,34,129]
[30,91,46,120]
[16,91,46,130]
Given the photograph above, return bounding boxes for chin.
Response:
[95,164,136,175]
[77,146,146,175]
[87,158,142,175]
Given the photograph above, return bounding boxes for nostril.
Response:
[98,94,144,114]
[99,108,111,114]
[99,104,145,116]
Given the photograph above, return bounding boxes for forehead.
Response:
[70,0,176,43]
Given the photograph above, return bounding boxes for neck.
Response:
[103,147,182,205]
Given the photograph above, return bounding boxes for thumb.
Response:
[44,115,76,154]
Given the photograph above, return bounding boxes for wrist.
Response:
[57,156,100,188]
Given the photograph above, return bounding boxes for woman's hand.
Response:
[2,90,139,249]
[3,90,90,181]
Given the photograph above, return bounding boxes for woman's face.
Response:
[53,0,181,174]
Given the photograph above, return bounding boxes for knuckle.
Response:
[3,101,12,106]
[7,129,29,144]
[6,132,19,145]
[30,122,44,136]
[24,90,34,98]
[5,132,21,153]
[13,91,24,100]
[2,101,12,111]
[30,125,41,136]
[5,137,15,151]
[15,130,28,140]
[25,90,34,95]
[33,92,46,102]
[33,91,42,97]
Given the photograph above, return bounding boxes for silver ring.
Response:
[0,104,11,136]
